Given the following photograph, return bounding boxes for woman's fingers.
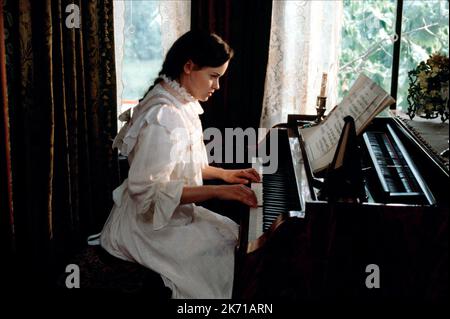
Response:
[224,168,261,184]
[217,184,258,207]
[247,168,261,182]
[234,169,260,183]
[237,185,257,207]
[241,169,260,182]
[235,177,249,184]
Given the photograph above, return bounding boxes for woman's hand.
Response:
[221,168,261,184]
[214,184,258,208]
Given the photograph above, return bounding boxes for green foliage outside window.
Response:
[339,0,449,112]
[339,0,396,98]
[122,1,163,101]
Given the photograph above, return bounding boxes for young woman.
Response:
[100,30,260,298]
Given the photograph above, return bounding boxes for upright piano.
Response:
[233,114,448,301]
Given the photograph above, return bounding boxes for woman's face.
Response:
[181,60,229,102]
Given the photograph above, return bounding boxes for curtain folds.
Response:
[191,0,272,134]
[260,0,343,131]
[160,1,191,57]
[2,0,119,287]
[0,0,14,261]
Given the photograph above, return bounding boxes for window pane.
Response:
[114,0,190,127]
[122,1,163,104]
[398,0,449,112]
[339,0,396,100]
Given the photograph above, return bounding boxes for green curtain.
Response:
[2,0,119,288]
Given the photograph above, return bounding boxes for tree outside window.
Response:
[339,0,449,113]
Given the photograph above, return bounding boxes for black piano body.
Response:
[233,115,448,302]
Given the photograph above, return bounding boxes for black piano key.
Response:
[255,130,302,231]
[364,129,426,203]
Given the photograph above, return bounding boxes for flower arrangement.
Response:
[407,53,449,122]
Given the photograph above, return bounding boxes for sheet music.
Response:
[301,74,395,172]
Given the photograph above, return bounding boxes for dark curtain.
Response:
[0,0,14,276]
[191,0,272,134]
[2,0,119,288]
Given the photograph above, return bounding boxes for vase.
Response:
[408,102,449,122]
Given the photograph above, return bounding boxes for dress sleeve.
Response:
[127,105,188,230]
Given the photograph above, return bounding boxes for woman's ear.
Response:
[183,60,195,74]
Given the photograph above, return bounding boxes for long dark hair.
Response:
[141,30,234,100]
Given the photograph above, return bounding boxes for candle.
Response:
[319,72,328,97]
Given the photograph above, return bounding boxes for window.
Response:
[398,0,449,112]
[339,0,396,98]
[113,0,190,129]
[339,0,449,113]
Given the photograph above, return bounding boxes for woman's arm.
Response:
[202,165,261,184]
[201,165,226,180]
[180,184,257,208]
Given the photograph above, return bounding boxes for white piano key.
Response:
[252,182,263,206]
[248,181,264,242]
[251,157,264,176]
[248,206,263,242]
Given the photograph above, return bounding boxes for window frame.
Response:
[390,0,403,110]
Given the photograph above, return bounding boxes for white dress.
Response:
[100,76,239,299]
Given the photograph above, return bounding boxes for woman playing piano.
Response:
[100,30,260,298]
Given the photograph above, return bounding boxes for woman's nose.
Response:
[213,79,220,90]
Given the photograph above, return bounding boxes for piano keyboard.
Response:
[248,159,263,241]
[248,156,302,241]
[363,124,436,205]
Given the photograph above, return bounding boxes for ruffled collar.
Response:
[160,74,196,103]
[159,74,204,115]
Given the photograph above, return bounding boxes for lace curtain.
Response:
[113,1,190,113]
[260,1,343,130]
[159,1,191,57]
[113,1,125,111]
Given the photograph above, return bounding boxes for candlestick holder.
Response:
[315,96,327,123]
